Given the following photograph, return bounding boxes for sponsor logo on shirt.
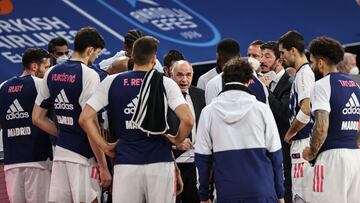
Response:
[54,89,74,110]
[342,93,360,115]
[5,99,29,120]
[124,96,138,114]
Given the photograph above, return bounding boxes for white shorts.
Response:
[5,167,51,203]
[49,159,101,203]
[312,148,360,203]
[113,162,176,203]
[290,137,313,202]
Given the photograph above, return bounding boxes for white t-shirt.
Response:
[197,67,219,90]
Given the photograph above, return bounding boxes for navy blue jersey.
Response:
[311,72,360,154]
[87,70,186,165]
[0,76,52,165]
[289,64,315,140]
[36,60,100,159]
[249,75,267,104]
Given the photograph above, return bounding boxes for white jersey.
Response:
[197,67,220,90]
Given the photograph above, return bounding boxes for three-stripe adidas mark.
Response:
[6,99,29,120]
[124,96,138,114]
[342,93,360,115]
[54,89,74,110]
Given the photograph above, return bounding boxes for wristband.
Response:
[296,109,310,124]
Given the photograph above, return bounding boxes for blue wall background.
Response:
[1,0,360,82]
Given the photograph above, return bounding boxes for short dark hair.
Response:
[163,50,185,68]
[22,48,51,70]
[132,36,159,66]
[261,41,280,59]
[48,37,68,53]
[74,27,105,53]
[217,38,240,60]
[308,36,344,65]
[124,29,145,47]
[223,57,253,84]
[278,30,305,54]
[249,40,264,46]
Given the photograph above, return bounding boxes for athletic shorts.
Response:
[290,137,313,202]
[48,159,101,203]
[113,162,176,203]
[312,149,360,203]
[5,167,51,203]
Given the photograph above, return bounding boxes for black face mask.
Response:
[313,68,323,81]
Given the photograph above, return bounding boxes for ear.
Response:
[29,62,37,72]
[86,47,94,56]
[290,47,297,55]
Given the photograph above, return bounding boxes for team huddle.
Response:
[0,26,359,203]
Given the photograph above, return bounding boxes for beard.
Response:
[313,68,323,81]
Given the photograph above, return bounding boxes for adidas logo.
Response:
[342,93,360,115]
[6,99,29,120]
[54,89,74,110]
[124,96,138,114]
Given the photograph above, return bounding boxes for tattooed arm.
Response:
[303,110,329,161]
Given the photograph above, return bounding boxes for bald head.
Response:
[171,60,193,92]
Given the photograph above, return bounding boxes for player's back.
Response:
[317,72,360,153]
[0,76,52,165]
[106,70,173,165]
[45,60,99,159]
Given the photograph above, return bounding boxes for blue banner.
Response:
[1,0,360,82]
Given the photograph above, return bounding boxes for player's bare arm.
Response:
[32,104,59,136]
[303,110,329,161]
[284,98,311,144]
[79,104,116,157]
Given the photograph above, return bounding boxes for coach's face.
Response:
[172,61,193,93]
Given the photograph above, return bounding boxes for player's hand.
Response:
[175,138,193,151]
[175,168,184,196]
[164,133,182,146]
[278,198,285,203]
[200,199,212,203]
[302,147,315,161]
[99,167,112,188]
[104,140,118,158]
[284,131,295,144]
